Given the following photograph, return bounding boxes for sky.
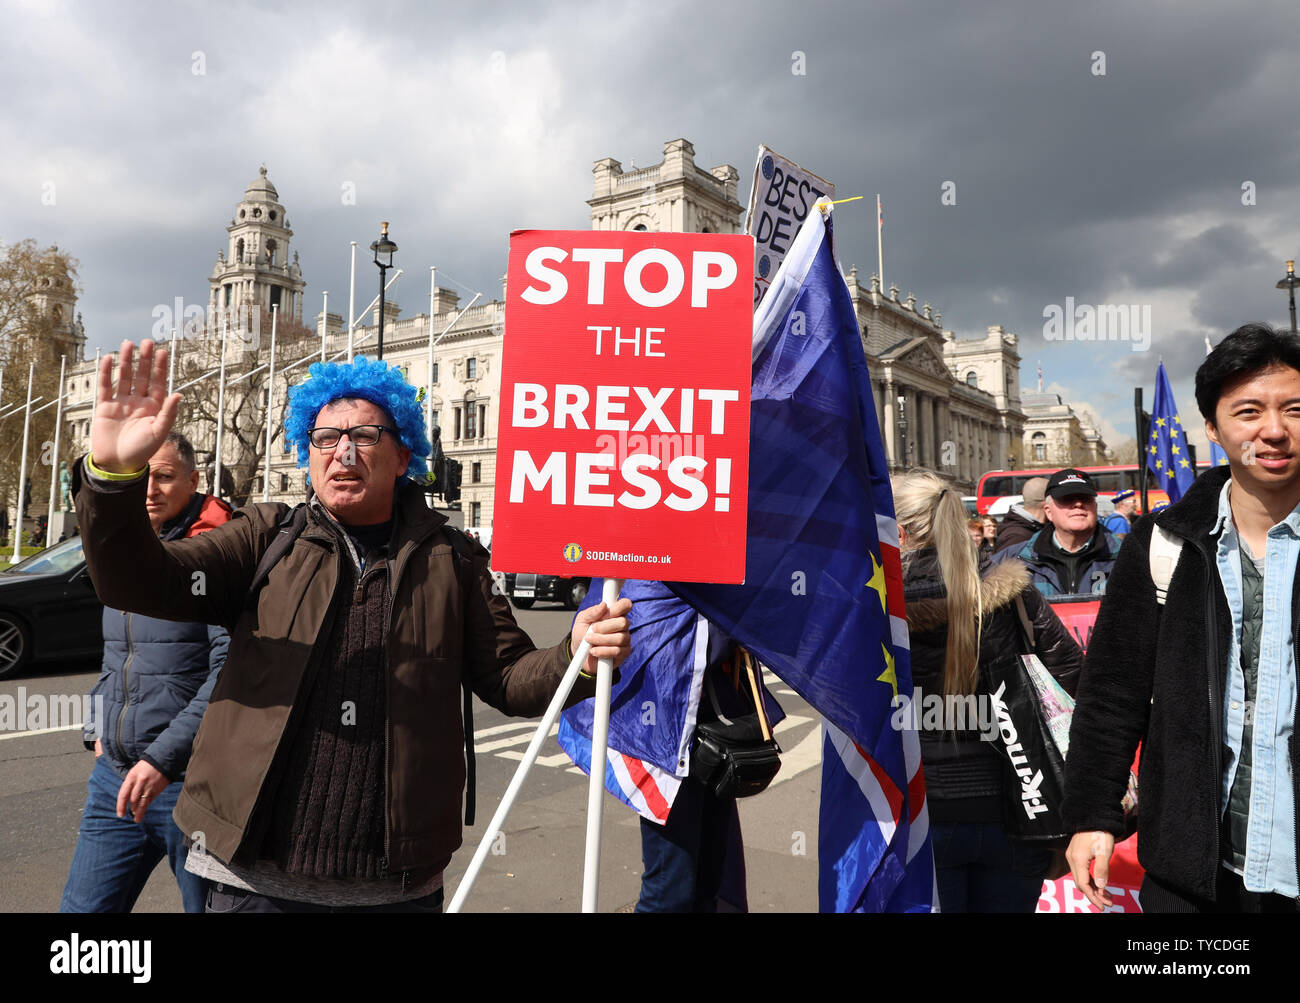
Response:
[3,0,1299,459]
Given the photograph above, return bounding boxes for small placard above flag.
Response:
[746,145,834,309]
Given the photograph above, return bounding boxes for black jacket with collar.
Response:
[1062,464,1300,901]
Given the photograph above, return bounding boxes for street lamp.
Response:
[896,395,912,467]
[371,221,399,358]
[1276,259,1298,333]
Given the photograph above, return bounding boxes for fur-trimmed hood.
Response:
[902,550,1031,633]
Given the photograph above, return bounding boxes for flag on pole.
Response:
[1148,362,1198,502]
[1205,339,1230,467]
[670,201,933,912]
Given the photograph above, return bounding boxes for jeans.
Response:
[931,820,1052,913]
[636,778,747,912]
[205,884,444,913]
[60,756,206,913]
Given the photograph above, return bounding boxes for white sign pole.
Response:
[44,355,67,548]
[447,635,594,913]
[263,304,278,502]
[12,362,35,564]
[581,576,624,912]
[321,290,328,363]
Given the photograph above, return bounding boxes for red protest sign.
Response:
[492,230,753,583]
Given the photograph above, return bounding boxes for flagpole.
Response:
[44,355,67,548]
[447,636,594,913]
[12,362,35,564]
[876,194,884,293]
[321,290,328,363]
[347,242,357,362]
[582,576,624,912]
[214,318,229,502]
[263,305,278,502]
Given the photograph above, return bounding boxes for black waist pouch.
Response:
[689,648,782,799]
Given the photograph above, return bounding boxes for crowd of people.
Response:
[56,321,1300,915]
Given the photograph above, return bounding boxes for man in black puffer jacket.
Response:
[61,433,231,913]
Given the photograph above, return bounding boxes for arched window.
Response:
[1032,431,1047,462]
[965,371,978,387]
[633,224,648,231]
[236,238,245,263]
[266,239,277,263]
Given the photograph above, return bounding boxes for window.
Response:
[465,406,477,439]
[470,502,481,526]
[467,357,477,379]
[432,362,439,383]
[280,472,289,492]
[471,462,481,483]
[431,410,439,429]
[965,371,978,387]
[1032,432,1047,462]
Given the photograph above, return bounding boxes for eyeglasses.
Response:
[306,425,399,449]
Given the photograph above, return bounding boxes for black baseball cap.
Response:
[1046,468,1098,500]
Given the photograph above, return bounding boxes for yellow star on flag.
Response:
[1155,459,1163,470]
[1180,458,1191,468]
[877,643,898,700]
[866,552,887,615]
[1151,429,1159,440]
[1170,428,1179,439]
[1174,415,1182,425]
[1171,443,1181,455]
[1165,467,1175,479]
[1156,417,1167,428]
[1149,445,1158,456]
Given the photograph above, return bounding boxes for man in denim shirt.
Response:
[1064,323,1300,912]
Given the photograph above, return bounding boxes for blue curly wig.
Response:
[284,356,432,482]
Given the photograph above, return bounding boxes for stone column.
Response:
[883,379,897,465]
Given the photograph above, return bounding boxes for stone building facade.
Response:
[1020,390,1111,467]
[46,143,1082,531]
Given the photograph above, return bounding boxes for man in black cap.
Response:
[994,468,1119,596]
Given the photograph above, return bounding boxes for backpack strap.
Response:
[247,504,310,600]
[442,524,479,826]
[1148,524,1183,606]
[1012,593,1036,651]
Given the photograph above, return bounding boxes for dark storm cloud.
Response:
[2,0,1299,449]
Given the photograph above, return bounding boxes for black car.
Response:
[0,536,104,678]
[502,572,591,610]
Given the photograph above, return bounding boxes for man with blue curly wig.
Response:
[73,339,632,913]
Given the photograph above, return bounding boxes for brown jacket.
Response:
[74,459,591,876]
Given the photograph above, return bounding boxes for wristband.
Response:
[86,454,148,482]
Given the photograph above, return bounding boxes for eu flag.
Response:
[1148,362,1197,502]
[670,203,933,912]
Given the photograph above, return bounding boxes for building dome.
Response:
[244,164,279,201]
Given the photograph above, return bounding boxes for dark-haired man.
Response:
[994,468,1119,596]
[1066,322,1300,912]
[61,432,233,912]
[74,340,633,912]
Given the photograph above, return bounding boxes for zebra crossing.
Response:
[473,670,823,786]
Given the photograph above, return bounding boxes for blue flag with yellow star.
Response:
[1148,362,1197,503]
[669,205,933,912]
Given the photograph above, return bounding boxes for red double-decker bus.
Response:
[974,462,1211,516]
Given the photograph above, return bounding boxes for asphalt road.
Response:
[0,604,822,913]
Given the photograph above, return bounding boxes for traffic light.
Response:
[443,458,462,504]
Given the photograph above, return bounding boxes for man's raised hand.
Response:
[90,340,181,474]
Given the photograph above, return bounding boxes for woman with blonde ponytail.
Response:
[893,469,1082,912]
